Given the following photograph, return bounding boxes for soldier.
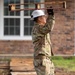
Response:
[31,7,55,75]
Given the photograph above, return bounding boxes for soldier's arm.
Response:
[39,7,55,34]
[39,15,55,35]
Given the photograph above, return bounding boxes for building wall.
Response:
[0,0,74,56]
[0,41,33,55]
[46,0,74,55]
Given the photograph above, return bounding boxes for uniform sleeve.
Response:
[39,15,55,35]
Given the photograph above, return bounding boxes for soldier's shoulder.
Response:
[32,24,40,30]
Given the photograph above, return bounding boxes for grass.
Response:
[51,56,75,72]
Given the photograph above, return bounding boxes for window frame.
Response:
[0,0,44,40]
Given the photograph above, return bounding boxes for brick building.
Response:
[0,0,74,57]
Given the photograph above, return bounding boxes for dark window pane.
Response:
[4,18,8,26]
[4,27,9,35]
[15,27,20,35]
[15,19,20,26]
[24,5,34,16]
[10,27,14,35]
[29,27,32,35]
[4,0,9,6]
[10,11,20,16]
[35,0,40,2]
[10,11,14,16]
[24,0,28,3]
[24,19,29,26]
[15,0,20,3]
[24,5,28,8]
[15,11,20,16]
[24,18,34,35]
[30,10,34,16]
[24,27,28,35]
[4,8,8,15]
[24,0,40,3]
[24,10,29,16]
[30,20,34,26]
[10,18,14,26]
[16,6,20,10]
[10,0,14,4]
[24,18,34,27]
[30,0,34,3]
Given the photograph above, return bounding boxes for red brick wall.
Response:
[0,0,74,55]
[45,0,74,55]
[0,41,33,54]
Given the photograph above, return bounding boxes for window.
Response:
[4,0,20,16]
[4,18,20,35]
[24,18,34,35]
[4,0,20,36]
[2,0,44,40]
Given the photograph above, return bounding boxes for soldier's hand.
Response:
[47,6,54,16]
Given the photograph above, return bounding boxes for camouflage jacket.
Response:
[32,15,55,57]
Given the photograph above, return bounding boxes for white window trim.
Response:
[0,0,44,40]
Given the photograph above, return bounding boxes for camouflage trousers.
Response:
[33,56,55,75]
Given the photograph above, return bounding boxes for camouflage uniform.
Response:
[32,15,55,75]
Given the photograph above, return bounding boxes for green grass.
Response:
[51,56,75,72]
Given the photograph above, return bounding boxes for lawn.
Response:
[51,56,75,72]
